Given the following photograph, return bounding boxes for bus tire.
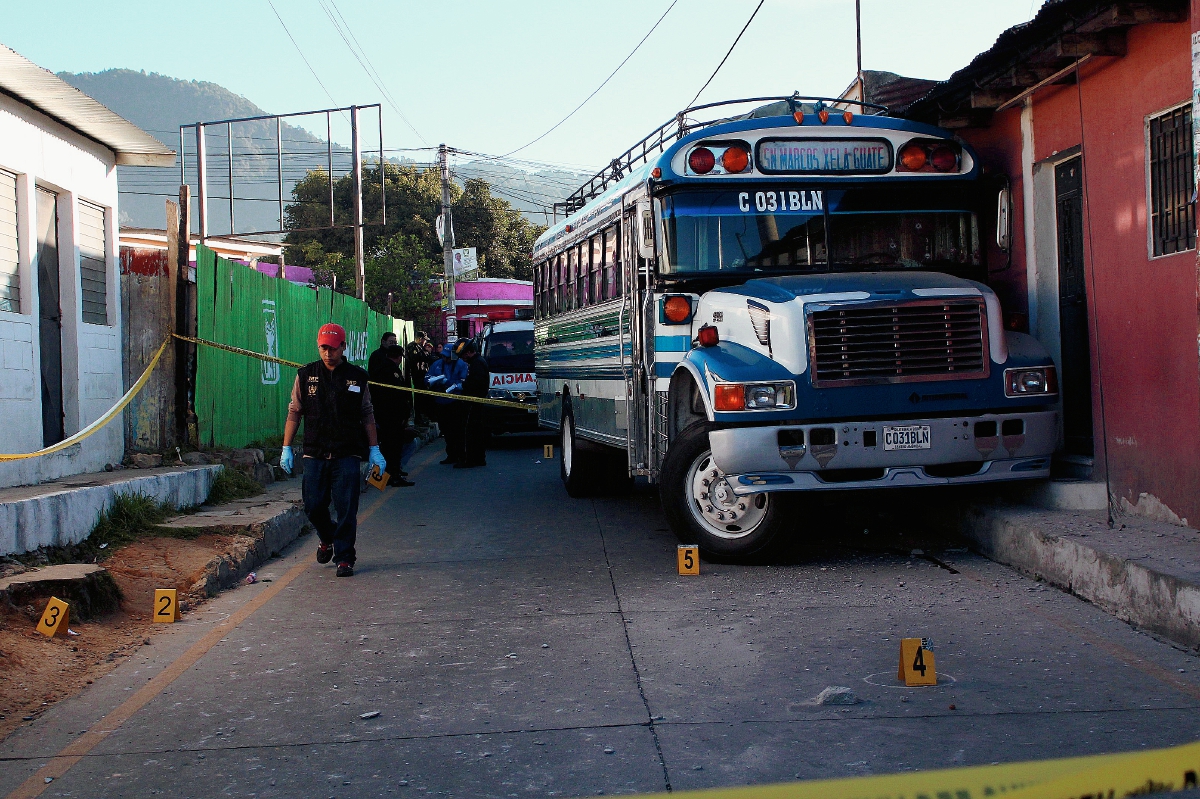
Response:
[660,421,787,558]
[559,400,592,498]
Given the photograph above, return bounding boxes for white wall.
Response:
[0,93,123,487]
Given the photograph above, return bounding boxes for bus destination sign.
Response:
[756,138,893,175]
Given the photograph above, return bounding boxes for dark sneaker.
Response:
[316,543,333,564]
[336,562,354,577]
[440,457,457,465]
[389,476,415,487]
[453,461,479,469]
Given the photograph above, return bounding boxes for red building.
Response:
[897,0,1198,523]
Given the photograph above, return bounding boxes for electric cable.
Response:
[265,0,340,108]
[317,0,428,144]
[684,0,765,111]
[500,0,680,158]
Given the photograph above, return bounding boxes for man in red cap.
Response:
[279,323,387,577]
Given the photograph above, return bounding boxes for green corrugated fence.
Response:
[195,245,395,449]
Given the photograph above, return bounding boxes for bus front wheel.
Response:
[660,421,788,558]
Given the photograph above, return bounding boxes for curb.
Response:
[958,503,1200,651]
[186,507,312,599]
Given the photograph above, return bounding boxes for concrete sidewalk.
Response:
[0,465,222,556]
[955,487,1200,651]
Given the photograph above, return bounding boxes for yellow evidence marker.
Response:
[898,637,937,686]
[544,444,554,458]
[37,596,70,637]
[366,466,389,491]
[677,545,700,576]
[154,589,181,623]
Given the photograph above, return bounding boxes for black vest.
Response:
[297,360,370,460]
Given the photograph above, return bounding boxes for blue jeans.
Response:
[302,456,361,565]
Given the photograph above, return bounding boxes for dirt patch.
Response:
[0,532,254,743]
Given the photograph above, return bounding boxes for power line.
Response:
[500,0,681,158]
[317,0,428,145]
[684,0,765,111]
[265,0,340,108]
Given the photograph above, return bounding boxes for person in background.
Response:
[279,323,387,578]
[368,331,398,378]
[404,331,434,429]
[367,342,415,487]
[426,341,468,465]
[456,338,491,469]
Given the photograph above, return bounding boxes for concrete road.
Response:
[4,435,1200,798]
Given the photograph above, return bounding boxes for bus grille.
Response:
[808,300,988,386]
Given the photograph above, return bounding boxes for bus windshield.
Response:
[661,184,981,276]
[482,330,535,372]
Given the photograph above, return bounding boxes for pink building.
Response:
[446,278,533,339]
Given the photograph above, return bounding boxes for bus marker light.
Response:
[843,110,854,124]
[898,637,937,686]
[651,167,662,178]
[818,109,830,124]
[721,146,750,173]
[663,295,693,323]
[793,111,805,124]
[899,143,927,171]
[930,145,958,172]
[714,384,745,411]
[688,147,715,174]
[677,545,700,575]
[544,444,554,458]
[697,325,719,347]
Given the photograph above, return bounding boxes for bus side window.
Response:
[577,243,589,308]
[590,235,603,304]
[557,253,566,314]
[604,226,618,299]
[567,247,578,311]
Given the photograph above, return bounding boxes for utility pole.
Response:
[855,0,864,101]
[352,105,365,301]
[438,143,456,337]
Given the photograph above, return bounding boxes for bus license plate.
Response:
[883,425,931,451]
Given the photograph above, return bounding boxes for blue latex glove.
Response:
[427,375,447,388]
[446,382,463,394]
[279,446,294,475]
[368,445,387,477]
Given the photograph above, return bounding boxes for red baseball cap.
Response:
[317,323,346,347]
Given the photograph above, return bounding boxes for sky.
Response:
[4,0,1043,173]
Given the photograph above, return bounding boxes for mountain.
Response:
[58,69,588,233]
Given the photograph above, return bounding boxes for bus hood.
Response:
[694,271,1008,377]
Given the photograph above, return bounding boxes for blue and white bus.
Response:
[533,96,1058,558]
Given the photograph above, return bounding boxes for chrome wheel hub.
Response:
[686,450,768,539]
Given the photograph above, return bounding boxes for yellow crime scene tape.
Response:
[0,333,534,461]
[0,336,173,462]
[661,738,1200,799]
[170,333,538,412]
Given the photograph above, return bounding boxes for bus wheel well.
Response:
[668,371,707,444]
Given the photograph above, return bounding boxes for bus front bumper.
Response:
[707,409,1057,494]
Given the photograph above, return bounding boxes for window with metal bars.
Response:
[1148,104,1196,257]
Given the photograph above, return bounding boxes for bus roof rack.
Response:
[553,94,890,217]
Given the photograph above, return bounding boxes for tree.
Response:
[284,162,544,286]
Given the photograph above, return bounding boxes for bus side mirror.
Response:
[996,186,1012,252]
[637,202,656,260]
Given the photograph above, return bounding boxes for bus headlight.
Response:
[713,382,796,411]
[1004,366,1058,397]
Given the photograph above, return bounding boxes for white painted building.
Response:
[0,44,174,488]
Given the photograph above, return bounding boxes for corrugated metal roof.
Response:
[0,43,175,167]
